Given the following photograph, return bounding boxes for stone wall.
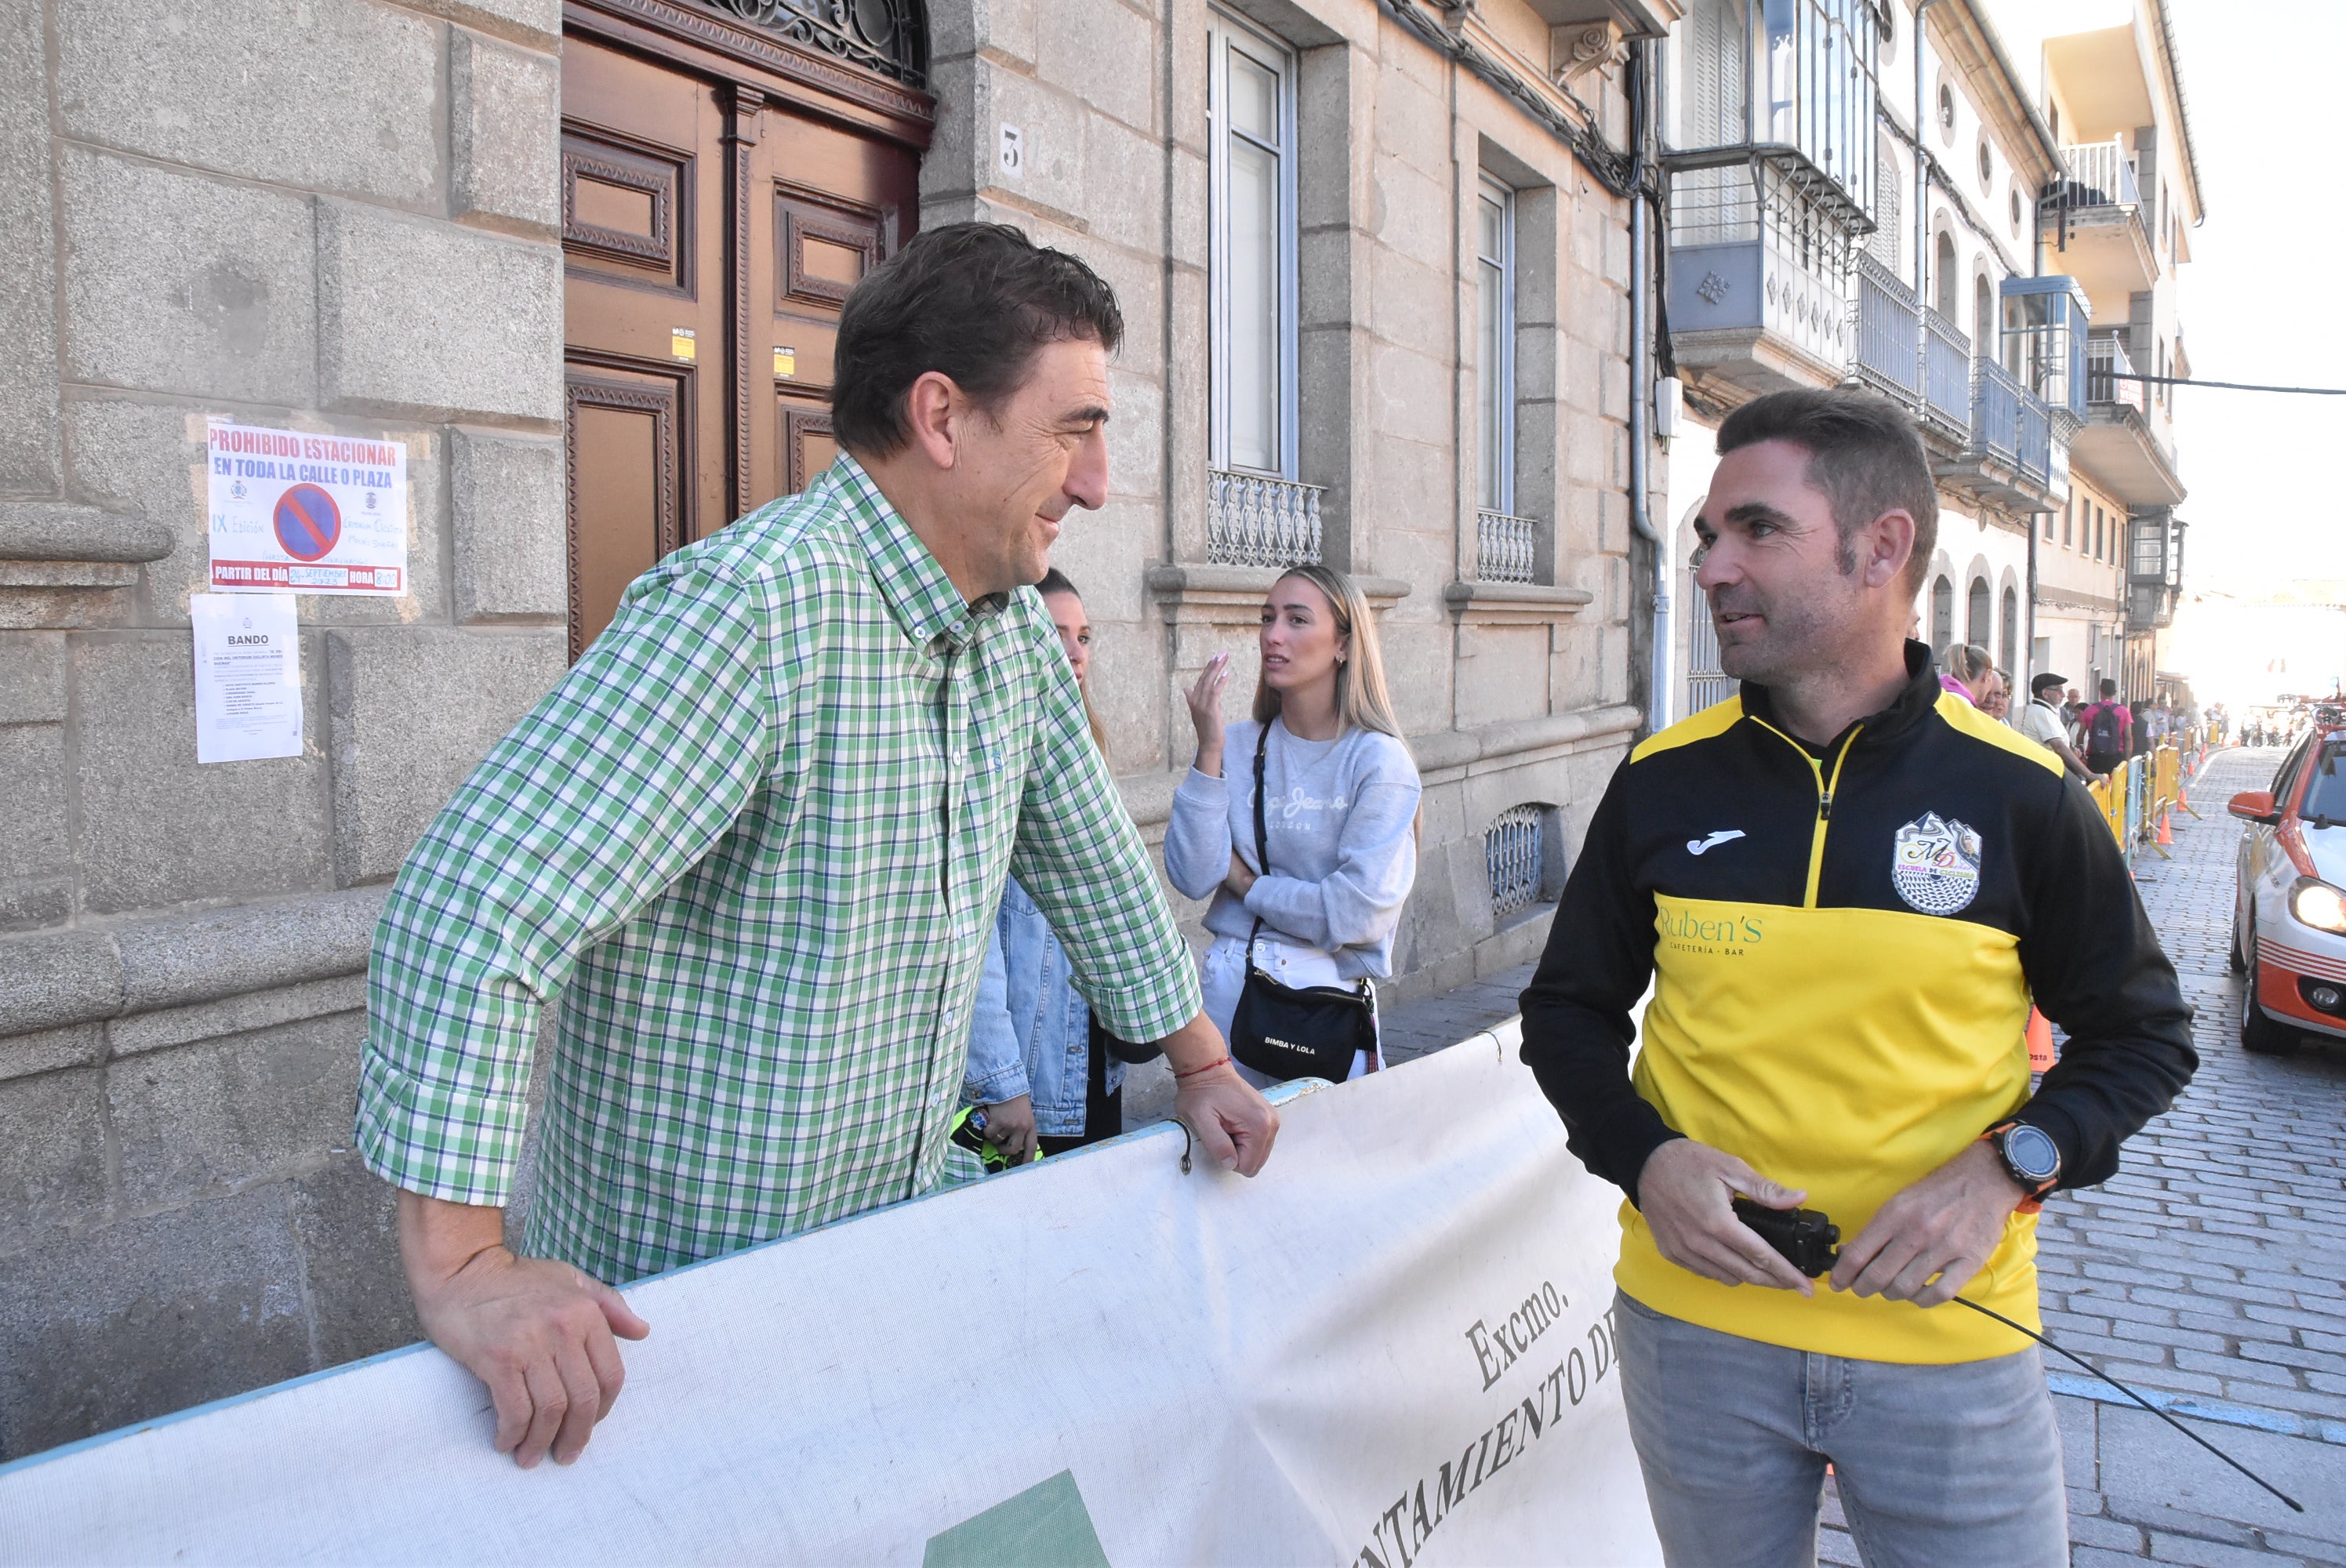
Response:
[0,0,568,1459]
[0,0,1651,1461]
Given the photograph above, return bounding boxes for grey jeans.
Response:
[1613,1290,2067,1568]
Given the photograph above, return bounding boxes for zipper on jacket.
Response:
[1752,719,1862,909]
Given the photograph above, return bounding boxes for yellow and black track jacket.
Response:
[1521,642,2195,1363]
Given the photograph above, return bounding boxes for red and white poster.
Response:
[206,421,409,596]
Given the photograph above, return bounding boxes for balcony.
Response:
[1206,470,1324,568]
[1922,310,1971,439]
[1851,253,1919,402]
[1930,356,2061,512]
[2043,140,2159,303]
[1664,149,1863,399]
[2073,334,2186,508]
[2126,509,2186,631]
[1474,510,1538,584]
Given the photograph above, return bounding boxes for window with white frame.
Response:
[1208,15,1298,479]
[1476,177,1516,517]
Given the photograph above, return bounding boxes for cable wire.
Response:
[2106,372,2346,397]
[1952,1296,2304,1513]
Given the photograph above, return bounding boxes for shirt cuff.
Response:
[351,1047,531,1209]
[1176,768,1229,804]
[964,1058,1031,1105]
[1085,963,1204,1049]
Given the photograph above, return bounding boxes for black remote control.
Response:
[1732,1196,1842,1277]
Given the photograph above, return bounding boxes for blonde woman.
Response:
[1167,564,1422,1084]
[1940,642,1994,706]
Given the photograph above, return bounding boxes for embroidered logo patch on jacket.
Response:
[1891,811,1983,915]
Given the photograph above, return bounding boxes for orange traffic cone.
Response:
[2157,811,2174,847]
[2026,1007,2056,1073]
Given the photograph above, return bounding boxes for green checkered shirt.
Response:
[354,456,1200,1283]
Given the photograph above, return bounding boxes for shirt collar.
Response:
[828,454,1008,652]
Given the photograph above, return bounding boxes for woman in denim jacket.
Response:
[960,571,1135,1165]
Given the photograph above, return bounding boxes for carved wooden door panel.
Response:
[559,5,928,661]
[739,107,919,506]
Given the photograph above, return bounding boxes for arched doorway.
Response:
[1930,575,1953,652]
[1966,575,1989,648]
[560,0,932,659]
[1934,231,1958,320]
[1999,583,2018,673]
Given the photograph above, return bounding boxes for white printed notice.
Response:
[190,593,303,764]
[207,421,408,595]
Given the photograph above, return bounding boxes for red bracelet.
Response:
[1173,1054,1231,1080]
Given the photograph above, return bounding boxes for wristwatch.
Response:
[1985,1121,2062,1213]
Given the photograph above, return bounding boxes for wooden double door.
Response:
[559,6,927,658]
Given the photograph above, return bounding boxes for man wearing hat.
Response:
[2017,672,2090,779]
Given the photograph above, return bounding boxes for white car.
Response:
[2230,721,2346,1054]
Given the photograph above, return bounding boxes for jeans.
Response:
[1613,1290,2066,1568]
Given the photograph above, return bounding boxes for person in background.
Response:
[1168,565,1422,1085]
[1939,642,1994,706]
[2017,673,2093,781]
[2062,687,2082,732]
[1979,667,2011,722]
[2079,678,2132,776]
[961,569,1140,1165]
[2129,700,2155,764]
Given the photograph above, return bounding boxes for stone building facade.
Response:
[0,0,1669,1456]
[1658,0,2199,721]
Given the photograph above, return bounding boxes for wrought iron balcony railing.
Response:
[1922,310,1971,436]
[1206,470,1324,569]
[1853,253,1920,402]
[1971,357,2023,469]
[2017,389,2051,485]
[1474,510,1538,584]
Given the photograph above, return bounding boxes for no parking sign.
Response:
[207,421,408,595]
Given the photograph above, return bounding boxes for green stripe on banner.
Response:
[923,1470,1113,1568]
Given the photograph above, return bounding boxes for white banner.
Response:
[0,1025,1658,1567]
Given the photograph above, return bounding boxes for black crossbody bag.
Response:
[1228,724,1377,1083]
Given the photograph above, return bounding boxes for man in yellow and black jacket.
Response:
[1521,389,2195,1566]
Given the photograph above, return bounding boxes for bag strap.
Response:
[1247,721,1270,967]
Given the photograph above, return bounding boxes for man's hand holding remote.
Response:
[1636,1139,1815,1295]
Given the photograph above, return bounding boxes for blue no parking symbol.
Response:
[274,483,341,562]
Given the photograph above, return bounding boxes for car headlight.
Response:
[2289,877,2346,935]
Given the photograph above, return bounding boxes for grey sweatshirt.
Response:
[1164,718,1422,980]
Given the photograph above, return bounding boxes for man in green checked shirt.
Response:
[355,223,1280,1470]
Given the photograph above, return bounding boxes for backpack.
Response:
[2087,702,2124,754]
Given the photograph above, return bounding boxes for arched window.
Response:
[1973,274,1995,359]
[1930,575,1954,651]
[1966,575,1990,648]
[1934,232,1958,319]
[2000,586,2018,674]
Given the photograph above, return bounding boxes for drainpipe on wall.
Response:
[1914,0,1942,393]
[1627,39,1667,735]
[2025,510,2039,695]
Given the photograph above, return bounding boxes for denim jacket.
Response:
[962,878,1126,1135]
